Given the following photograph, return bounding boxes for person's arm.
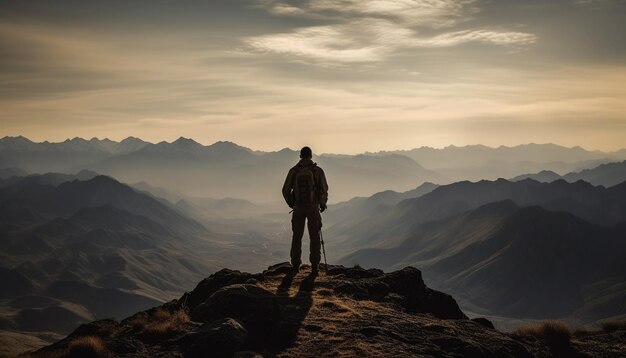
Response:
[282,168,295,207]
[317,167,329,210]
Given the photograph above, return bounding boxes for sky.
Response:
[1,0,625,153]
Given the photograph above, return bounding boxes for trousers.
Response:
[290,205,321,267]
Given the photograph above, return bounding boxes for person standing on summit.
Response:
[282,146,329,274]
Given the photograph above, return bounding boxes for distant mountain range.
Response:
[3,136,625,202]
[512,160,626,188]
[330,178,626,325]
[369,143,626,182]
[0,136,444,202]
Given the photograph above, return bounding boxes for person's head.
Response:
[300,146,312,159]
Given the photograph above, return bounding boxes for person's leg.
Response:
[306,207,322,271]
[290,208,306,270]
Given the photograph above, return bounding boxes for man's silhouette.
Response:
[282,146,329,274]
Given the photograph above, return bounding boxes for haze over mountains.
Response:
[370,144,625,182]
[0,136,443,202]
[1,136,626,355]
[3,136,626,202]
[0,173,290,353]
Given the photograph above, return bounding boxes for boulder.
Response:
[182,318,248,358]
[181,269,255,311]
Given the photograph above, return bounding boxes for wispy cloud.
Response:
[248,0,536,63]
[262,0,477,27]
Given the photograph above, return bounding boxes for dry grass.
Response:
[513,321,571,355]
[67,336,107,358]
[128,308,189,337]
[600,320,626,332]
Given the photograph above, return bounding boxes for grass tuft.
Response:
[600,320,626,332]
[128,308,189,337]
[67,336,107,358]
[513,321,571,355]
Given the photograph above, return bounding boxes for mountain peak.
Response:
[36,262,619,357]
[40,263,538,358]
[206,141,253,156]
[0,135,34,145]
[120,136,144,144]
[172,137,201,146]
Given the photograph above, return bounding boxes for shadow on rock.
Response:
[182,264,315,357]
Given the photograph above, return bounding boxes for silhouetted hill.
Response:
[0,170,98,189]
[512,160,626,187]
[511,170,561,182]
[29,263,625,358]
[326,182,439,227]
[0,167,27,179]
[0,175,206,234]
[563,160,626,187]
[326,178,626,262]
[0,173,280,354]
[342,201,626,324]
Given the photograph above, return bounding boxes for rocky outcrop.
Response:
[29,263,624,358]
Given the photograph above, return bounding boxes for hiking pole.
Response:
[320,222,328,273]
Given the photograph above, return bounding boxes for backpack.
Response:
[293,164,317,205]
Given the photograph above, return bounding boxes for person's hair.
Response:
[300,146,312,159]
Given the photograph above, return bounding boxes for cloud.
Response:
[263,0,477,27]
[248,1,536,63]
[246,19,536,63]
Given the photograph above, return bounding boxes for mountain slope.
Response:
[341,201,626,324]
[0,174,206,235]
[327,178,626,259]
[0,173,258,353]
[563,160,626,187]
[325,182,439,227]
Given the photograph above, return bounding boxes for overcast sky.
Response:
[1,0,625,153]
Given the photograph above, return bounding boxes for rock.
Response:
[191,284,279,323]
[328,266,466,319]
[332,278,389,298]
[190,284,287,348]
[107,337,147,355]
[262,262,294,276]
[472,317,495,329]
[326,265,384,279]
[181,269,254,311]
[417,289,467,320]
[67,319,119,339]
[182,318,248,358]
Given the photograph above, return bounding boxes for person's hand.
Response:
[320,204,327,213]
